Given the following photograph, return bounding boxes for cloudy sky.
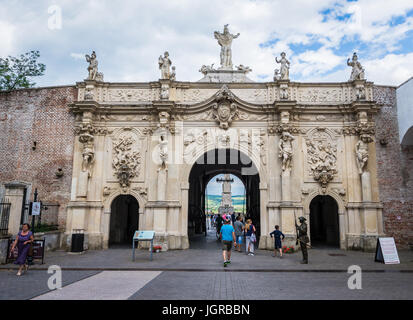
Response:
[1,0,412,87]
[206,174,245,196]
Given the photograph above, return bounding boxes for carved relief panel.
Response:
[304,128,342,187]
[108,128,147,186]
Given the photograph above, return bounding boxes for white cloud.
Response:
[0,0,412,86]
[0,20,15,57]
[70,53,84,60]
[364,53,413,85]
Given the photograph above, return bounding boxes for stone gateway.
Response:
[1,27,411,252]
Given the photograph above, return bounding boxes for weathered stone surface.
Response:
[374,86,413,249]
[0,86,76,230]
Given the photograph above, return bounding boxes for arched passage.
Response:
[109,195,139,246]
[188,148,260,247]
[309,195,340,247]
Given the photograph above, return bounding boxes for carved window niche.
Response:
[304,128,342,187]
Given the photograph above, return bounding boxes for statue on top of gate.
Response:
[85,51,104,81]
[347,52,365,81]
[214,24,240,70]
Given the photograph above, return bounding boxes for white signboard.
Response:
[32,202,41,216]
[375,237,400,264]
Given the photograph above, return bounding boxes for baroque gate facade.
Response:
[66,77,384,251]
[65,28,384,251]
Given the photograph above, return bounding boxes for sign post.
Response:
[132,231,155,261]
[375,237,400,264]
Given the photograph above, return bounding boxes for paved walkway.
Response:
[1,230,412,272]
[1,230,412,300]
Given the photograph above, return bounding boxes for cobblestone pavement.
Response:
[1,230,412,300]
[1,269,412,300]
[1,231,412,272]
[0,269,99,300]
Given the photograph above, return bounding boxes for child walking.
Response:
[270,225,285,258]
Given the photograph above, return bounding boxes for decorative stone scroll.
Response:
[112,135,141,189]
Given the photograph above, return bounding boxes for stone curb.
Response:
[0,267,412,273]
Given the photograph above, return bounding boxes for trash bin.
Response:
[71,229,84,253]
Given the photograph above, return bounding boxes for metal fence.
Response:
[22,202,60,229]
[0,198,11,236]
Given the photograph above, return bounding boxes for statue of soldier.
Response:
[295,216,309,264]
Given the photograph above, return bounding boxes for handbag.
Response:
[250,232,256,243]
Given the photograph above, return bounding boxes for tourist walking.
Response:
[215,214,223,235]
[219,217,236,267]
[270,225,285,258]
[245,219,256,256]
[233,216,244,252]
[9,223,34,276]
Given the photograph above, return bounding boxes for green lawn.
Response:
[206,194,246,213]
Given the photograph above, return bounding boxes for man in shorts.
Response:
[220,217,236,267]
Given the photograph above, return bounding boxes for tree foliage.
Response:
[0,50,46,91]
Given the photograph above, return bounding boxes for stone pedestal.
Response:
[77,171,89,197]
[361,171,372,202]
[198,69,253,83]
[157,168,168,201]
[281,171,291,202]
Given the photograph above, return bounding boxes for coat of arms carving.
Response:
[112,136,141,189]
[211,85,238,129]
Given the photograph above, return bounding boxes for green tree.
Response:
[0,50,46,91]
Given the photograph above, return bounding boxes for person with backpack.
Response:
[219,217,236,267]
[244,219,256,256]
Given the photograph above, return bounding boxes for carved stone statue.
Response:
[278,131,295,171]
[295,216,309,264]
[347,52,365,81]
[81,142,94,175]
[273,68,281,81]
[170,66,176,81]
[159,129,168,169]
[275,52,290,80]
[355,134,372,174]
[214,24,240,70]
[158,51,172,79]
[85,51,104,81]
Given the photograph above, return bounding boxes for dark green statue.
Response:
[295,216,309,264]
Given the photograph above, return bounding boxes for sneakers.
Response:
[223,260,231,267]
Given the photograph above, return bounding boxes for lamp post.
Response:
[32,188,38,234]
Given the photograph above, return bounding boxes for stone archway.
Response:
[109,194,139,246]
[187,148,260,247]
[309,195,340,247]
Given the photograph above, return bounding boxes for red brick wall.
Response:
[0,86,76,228]
[374,85,413,249]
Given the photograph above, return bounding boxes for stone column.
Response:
[4,183,26,236]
